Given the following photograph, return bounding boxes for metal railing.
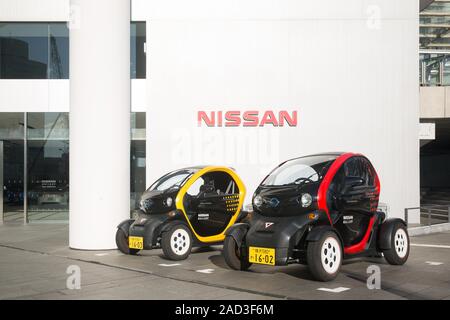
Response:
[405,205,450,226]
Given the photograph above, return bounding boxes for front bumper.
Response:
[128,213,168,249]
[244,211,325,265]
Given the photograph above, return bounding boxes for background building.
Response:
[419,0,450,225]
[0,0,421,249]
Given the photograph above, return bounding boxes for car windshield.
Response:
[261,155,338,186]
[149,169,196,191]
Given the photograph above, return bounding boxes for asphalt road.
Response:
[0,224,449,300]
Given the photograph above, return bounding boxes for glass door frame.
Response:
[0,140,3,225]
[0,113,27,224]
[23,112,28,224]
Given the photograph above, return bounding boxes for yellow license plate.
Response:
[248,246,275,266]
[129,236,143,250]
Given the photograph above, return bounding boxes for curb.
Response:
[408,223,450,236]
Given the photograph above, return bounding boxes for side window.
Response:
[186,171,240,197]
[361,158,376,187]
[204,171,239,195]
[186,177,205,196]
[343,158,363,178]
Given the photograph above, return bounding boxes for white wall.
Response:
[0,80,145,112]
[141,0,420,222]
[0,0,69,21]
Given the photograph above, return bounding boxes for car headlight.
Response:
[301,193,312,208]
[135,215,148,224]
[253,195,263,207]
[164,197,173,207]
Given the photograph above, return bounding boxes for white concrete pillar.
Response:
[69,0,130,249]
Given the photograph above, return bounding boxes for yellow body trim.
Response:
[175,166,246,243]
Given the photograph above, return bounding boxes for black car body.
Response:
[223,153,409,281]
[116,166,246,260]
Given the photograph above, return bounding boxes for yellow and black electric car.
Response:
[116,166,246,260]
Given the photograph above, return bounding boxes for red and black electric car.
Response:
[222,153,410,281]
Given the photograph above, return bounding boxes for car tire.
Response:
[383,223,409,265]
[222,235,252,271]
[307,231,342,282]
[115,228,140,255]
[161,223,193,261]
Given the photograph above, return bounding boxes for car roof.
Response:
[284,152,345,163]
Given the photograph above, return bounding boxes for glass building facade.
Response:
[0,21,146,79]
[0,112,146,223]
[0,21,147,223]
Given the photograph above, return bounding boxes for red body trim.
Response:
[375,168,381,194]
[317,152,378,255]
[317,152,355,225]
[344,215,376,255]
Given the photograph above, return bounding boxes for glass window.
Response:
[420,53,445,86]
[1,111,147,221]
[0,113,25,140]
[0,113,25,223]
[27,113,69,222]
[360,158,376,187]
[1,22,143,79]
[48,23,69,79]
[149,170,193,192]
[130,112,146,211]
[131,112,146,140]
[131,22,146,79]
[0,22,69,79]
[27,113,69,140]
[1,140,24,223]
[262,155,338,186]
[343,158,363,178]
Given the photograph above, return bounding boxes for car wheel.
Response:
[383,223,409,265]
[115,228,139,255]
[222,235,252,271]
[161,223,193,261]
[307,231,342,282]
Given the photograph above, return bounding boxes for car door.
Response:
[332,157,374,247]
[184,171,241,238]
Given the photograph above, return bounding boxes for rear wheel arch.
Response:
[377,218,407,250]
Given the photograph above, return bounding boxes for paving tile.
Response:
[2,224,450,300]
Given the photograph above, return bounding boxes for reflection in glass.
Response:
[1,140,24,223]
[0,113,25,223]
[2,22,142,79]
[27,113,69,140]
[0,111,147,222]
[48,23,69,79]
[0,23,49,79]
[27,113,69,222]
[420,53,444,86]
[131,112,146,140]
[131,22,146,79]
[0,113,25,140]
[131,112,146,211]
